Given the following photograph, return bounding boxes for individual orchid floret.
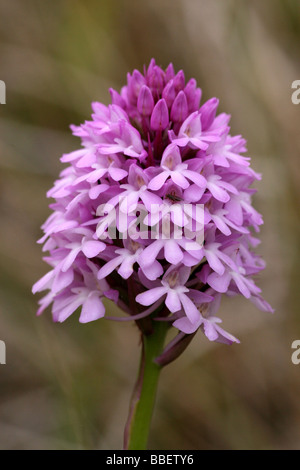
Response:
[173,293,240,345]
[147,144,206,190]
[98,119,148,160]
[136,265,213,324]
[168,111,221,150]
[97,238,162,281]
[143,181,204,230]
[138,215,203,267]
[118,164,162,213]
[59,230,106,273]
[73,154,128,186]
[205,253,262,299]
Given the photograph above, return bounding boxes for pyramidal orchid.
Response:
[33,59,273,450]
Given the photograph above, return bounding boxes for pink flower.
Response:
[33,59,272,352]
[173,293,240,345]
[147,144,206,190]
[136,265,212,324]
[169,110,221,150]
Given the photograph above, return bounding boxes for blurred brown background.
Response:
[0,0,299,450]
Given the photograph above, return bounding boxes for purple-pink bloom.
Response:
[136,265,213,324]
[168,110,221,150]
[33,59,272,348]
[150,99,169,130]
[173,293,240,345]
[147,143,206,190]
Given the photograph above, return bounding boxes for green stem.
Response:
[123,321,169,450]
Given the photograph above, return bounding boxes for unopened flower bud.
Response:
[173,70,185,92]
[137,85,154,116]
[148,65,165,95]
[165,63,175,82]
[162,80,176,108]
[150,98,169,130]
[199,97,219,130]
[127,70,146,104]
[109,88,126,108]
[184,79,202,112]
[170,90,188,122]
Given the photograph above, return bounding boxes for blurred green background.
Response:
[0,0,300,450]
